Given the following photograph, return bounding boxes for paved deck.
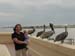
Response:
[0,33,75,56]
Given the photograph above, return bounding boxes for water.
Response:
[33,28,75,39]
[0,27,75,44]
[27,28,75,45]
[0,28,13,32]
[1,27,75,39]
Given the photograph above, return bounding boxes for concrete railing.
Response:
[0,45,11,56]
[30,36,75,56]
[49,43,75,56]
[0,33,13,44]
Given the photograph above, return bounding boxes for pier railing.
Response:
[64,38,75,45]
[48,38,75,45]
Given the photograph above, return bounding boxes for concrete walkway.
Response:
[0,44,11,56]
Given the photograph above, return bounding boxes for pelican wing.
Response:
[55,32,68,41]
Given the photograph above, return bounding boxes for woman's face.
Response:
[15,25,21,32]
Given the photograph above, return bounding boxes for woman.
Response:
[12,24,28,56]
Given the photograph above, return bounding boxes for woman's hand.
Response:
[24,41,29,44]
[13,38,26,44]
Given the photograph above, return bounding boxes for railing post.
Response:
[72,39,74,45]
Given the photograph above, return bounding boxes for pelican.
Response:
[54,25,68,43]
[36,24,46,37]
[40,23,55,39]
[28,26,35,35]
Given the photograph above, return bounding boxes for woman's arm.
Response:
[13,38,27,44]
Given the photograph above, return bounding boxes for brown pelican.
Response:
[40,23,55,39]
[54,25,68,43]
[28,26,35,34]
[36,24,46,37]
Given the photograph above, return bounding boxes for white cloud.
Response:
[24,0,62,6]
[61,0,75,7]
[0,12,16,16]
[43,0,62,5]
[23,0,62,9]
[0,0,75,8]
[0,0,75,7]
[0,0,12,3]
[24,0,75,8]
[0,0,75,26]
[0,0,24,4]
[0,0,24,8]
[0,12,24,18]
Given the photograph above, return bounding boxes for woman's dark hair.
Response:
[13,24,22,32]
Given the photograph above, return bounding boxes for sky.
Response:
[0,0,75,26]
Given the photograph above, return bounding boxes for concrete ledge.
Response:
[30,36,75,56]
[0,44,11,56]
[48,42,75,56]
[0,33,13,44]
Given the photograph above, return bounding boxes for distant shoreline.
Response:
[1,24,75,29]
